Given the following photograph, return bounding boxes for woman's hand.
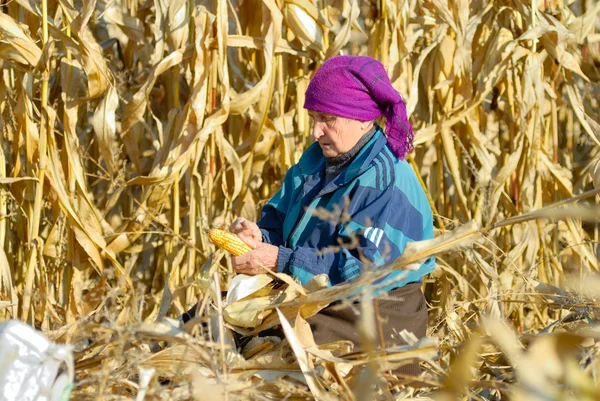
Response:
[230,217,262,247]
[232,243,279,275]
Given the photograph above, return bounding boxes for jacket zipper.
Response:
[285,177,351,247]
[286,199,316,247]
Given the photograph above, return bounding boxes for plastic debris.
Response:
[0,320,74,401]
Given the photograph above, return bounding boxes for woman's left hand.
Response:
[232,243,279,275]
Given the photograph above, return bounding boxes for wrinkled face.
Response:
[308,111,373,158]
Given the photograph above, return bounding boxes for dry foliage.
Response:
[1,0,600,399]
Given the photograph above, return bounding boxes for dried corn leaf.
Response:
[224,295,276,327]
[166,0,189,50]
[283,2,324,54]
[567,2,600,44]
[518,24,589,81]
[59,0,111,98]
[0,13,42,67]
[324,0,359,59]
[122,48,184,152]
[277,309,335,400]
[102,6,145,43]
[565,84,600,147]
[229,5,281,114]
[92,86,119,175]
[225,274,274,305]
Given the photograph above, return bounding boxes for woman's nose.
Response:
[312,123,324,140]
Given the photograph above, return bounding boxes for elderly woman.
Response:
[230,55,435,358]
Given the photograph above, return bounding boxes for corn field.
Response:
[1,0,600,399]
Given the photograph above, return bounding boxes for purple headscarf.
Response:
[304,56,413,160]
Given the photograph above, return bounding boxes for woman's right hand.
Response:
[229,217,262,247]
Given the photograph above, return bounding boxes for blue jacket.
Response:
[257,127,435,291]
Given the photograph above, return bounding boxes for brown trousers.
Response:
[182,283,427,376]
[307,282,427,376]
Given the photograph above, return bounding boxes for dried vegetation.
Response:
[1,0,600,399]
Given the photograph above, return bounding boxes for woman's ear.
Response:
[361,120,374,131]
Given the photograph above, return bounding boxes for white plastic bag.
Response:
[0,320,74,401]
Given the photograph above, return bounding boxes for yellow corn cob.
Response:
[208,228,253,256]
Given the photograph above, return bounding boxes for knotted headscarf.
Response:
[304,56,413,160]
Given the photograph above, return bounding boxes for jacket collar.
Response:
[298,126,388,196]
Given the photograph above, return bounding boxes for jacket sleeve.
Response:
[276,186,435,288]
[256,166,300,247]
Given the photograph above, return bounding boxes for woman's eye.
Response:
[308,114,334,125]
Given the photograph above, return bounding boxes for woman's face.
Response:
[308,111,372,158]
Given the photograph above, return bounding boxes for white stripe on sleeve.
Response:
[371,228,380,243]
[374,229,384,247]
[363,227,384,247]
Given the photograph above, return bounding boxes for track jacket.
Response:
[257,127,435,291]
